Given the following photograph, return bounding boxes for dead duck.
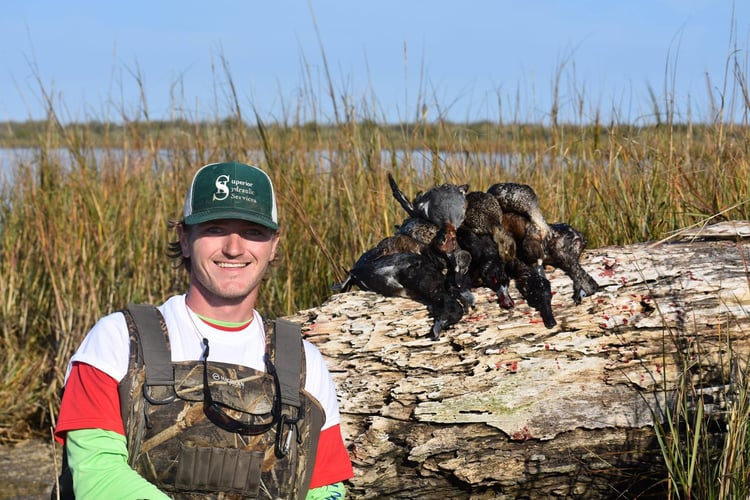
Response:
[507,257,557,329]
[388,173,469,229]
[501,211,547,277]
[396,216,445,245]
[339,224,475,313]
[394,217,474,310]
[340,219,476,312]
[334,221,457,291]
[488,182,551,275]
[355,228,457,266]
[544,222,599,305]
[487,182,551,240]
[461,191,516,262]
[456,227,514,309]
[342,252,466,339]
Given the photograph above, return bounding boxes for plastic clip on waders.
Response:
[275,399,305,457]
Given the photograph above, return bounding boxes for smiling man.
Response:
[54,161,353,499]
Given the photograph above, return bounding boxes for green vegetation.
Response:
[1,53,749,497]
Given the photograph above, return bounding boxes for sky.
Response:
[2,1,750,125]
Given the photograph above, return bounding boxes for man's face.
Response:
[180,219,280,304]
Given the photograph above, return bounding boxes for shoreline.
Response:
[0,438,60,499]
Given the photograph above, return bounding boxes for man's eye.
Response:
[244,229,261,237]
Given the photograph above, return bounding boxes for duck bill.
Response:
[497,285,514,309]
[540,307,557,329]
[431,318,447,340]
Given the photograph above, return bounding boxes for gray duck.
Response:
[388,173,469,229]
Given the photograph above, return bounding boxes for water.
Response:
[0,146,546,188]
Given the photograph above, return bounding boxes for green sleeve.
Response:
[66,428,171,500]
[305,481,346,500]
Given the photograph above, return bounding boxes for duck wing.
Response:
[387,173,417,218]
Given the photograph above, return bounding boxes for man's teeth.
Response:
[218,262,247,268]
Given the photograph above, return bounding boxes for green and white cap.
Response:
[183,161,278,230]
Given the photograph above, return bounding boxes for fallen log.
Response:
[286,221,750,498]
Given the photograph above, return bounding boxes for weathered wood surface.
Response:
[287,221,750,499]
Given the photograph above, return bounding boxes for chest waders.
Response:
[53,304,324,500]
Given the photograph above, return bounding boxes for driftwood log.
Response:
[286,221,750,499]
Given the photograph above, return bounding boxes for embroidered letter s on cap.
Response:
[183,162,278,230]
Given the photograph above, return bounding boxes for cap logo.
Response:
[184,162,278,230]
[213,174,230,201]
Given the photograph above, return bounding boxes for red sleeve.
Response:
[54,362,125,444]
[308,424,354,488]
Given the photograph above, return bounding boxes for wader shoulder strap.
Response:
[125,303,173,386]
[274,318,302,409]
[126,307,300,410]
[120,304,172,427]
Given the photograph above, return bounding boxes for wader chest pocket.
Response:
[175,444,264,495]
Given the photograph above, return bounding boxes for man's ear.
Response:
[269,231,281,262]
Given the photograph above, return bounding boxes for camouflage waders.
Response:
[120,305,324,500]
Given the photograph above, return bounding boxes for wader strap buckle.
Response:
[274,399,305,458]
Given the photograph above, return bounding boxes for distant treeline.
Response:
[1,118,738,152]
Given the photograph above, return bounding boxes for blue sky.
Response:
[2,1,749,125]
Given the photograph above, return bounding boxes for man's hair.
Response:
[167,220,190,271]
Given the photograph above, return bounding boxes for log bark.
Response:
[286,221,750,499]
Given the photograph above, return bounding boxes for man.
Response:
[54,161,353,498]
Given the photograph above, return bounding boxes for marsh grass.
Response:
[1,47,750,497]
[648,320,750,499]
